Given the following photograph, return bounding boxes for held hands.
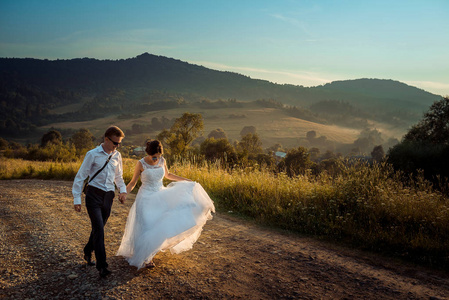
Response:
[118,192,127,204]
[74,204,81,212]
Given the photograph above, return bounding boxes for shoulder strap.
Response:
[140,158,148,169]
[88,154,113,183]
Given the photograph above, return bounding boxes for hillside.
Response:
[0,53,442,144]
[312,79,438,112]
[42,104,360,151]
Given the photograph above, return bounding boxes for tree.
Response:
[71,128,95,155]
[200,137,237,165]
[238,133,262,155]
[0,137,8,150]
[387,97,449,185]
[308,147,320,161]
[41,130,62,147]
[151,117,163,130]
[306,131,317,140]
[279,146,313,176]
[208,128,227,140]
[266,143,283,153]
[254,153,276,169]
[132,123,144,134]
[403,96,449,145]
[316,158,346,177]
[157,112,204,156]
[156,129,173,155]
[240,126,256,137]
[371,145,385,162]
[352,128,384,154]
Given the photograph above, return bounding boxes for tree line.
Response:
[1,96,448,190]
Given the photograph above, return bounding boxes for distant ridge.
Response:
[0,53,440,108]
[0,53,442,138]
[311,78,440,112]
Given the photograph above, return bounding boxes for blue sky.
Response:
[1,0,448,96]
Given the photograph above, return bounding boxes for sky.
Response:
[1,0,448,96]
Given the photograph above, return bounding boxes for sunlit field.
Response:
[41,105,360,149]
[1,157,448,268]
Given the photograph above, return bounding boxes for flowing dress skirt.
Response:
[117,181,215,269]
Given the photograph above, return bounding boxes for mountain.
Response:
[312,79,439,112]
[1,53,328,110]
[0,53,442,138]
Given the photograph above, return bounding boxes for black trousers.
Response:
[83,185,115,270]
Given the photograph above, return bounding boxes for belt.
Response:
[87,185,113,196]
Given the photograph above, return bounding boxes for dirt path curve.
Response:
[1,179,448,299]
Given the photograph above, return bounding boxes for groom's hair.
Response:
[105,126,125,138]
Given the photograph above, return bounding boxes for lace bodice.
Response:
[139,157,165,192]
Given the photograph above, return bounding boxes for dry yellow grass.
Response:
[2,157,448,267]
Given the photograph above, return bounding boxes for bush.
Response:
[5,143,78,162]
[200,138,237,167]
[278,146,313,176]
[388,141,449,187]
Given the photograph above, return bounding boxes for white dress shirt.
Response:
[72,145,127,205]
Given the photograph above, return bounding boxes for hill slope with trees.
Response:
[0,53,442,138]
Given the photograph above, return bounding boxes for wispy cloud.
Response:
[269,13,312,36]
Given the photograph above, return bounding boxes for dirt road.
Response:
[1,179,448,299]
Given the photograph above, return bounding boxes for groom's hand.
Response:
[118,193,126,204]
[74,204,81,212]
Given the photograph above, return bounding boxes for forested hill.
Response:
[0,53,442,137]
[312,79,440,112]
[0,53,303,101]
[1,53,440,105]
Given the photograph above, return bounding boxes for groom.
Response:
[72,126,127,278]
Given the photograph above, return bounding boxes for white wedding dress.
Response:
[116,157,215,269]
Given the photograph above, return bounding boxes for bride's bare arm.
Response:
[126,161,143,193]
[163,161,191,182]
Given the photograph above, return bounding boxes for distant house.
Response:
[133,147,145,156]
[275,151,287,158]
[274,151,287,163]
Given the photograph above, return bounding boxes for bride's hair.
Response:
[145,139,163,155]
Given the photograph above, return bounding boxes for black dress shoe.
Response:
[84,254,95,266]
[99,268,111,278]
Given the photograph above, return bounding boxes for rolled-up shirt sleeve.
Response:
[72,152,94,205]
[114,153,127,194]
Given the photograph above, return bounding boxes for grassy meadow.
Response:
[41,105,361,149]
[1,156,448,268]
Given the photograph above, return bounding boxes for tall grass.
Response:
[0,158,137,181]
[1,157,448,267]
[0,158,81,180]
[170,160,449,267]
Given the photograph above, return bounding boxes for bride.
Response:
[116,139,215,269]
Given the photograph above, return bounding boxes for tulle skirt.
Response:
[116,181,215,269]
